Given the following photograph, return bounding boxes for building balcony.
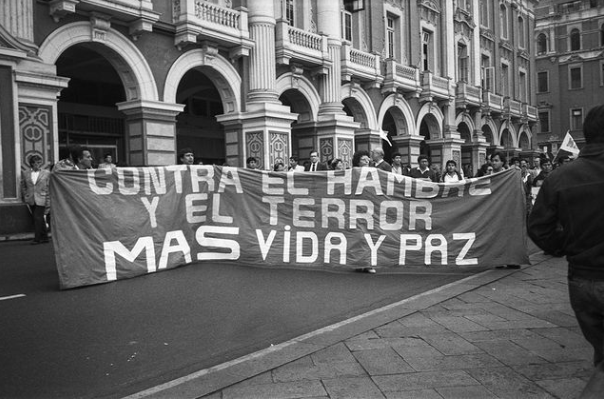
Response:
[420,71,451,102]
[275,20,331,71]
[173,0,253,57]
[455,81,482,109]
[49,0,161,38]
[380,60,421,96]
[523,103,538,122]
[482,90,504,115]
[341,43,383,88]
[504,97,523,119]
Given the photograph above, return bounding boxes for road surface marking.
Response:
[0,294,26,301]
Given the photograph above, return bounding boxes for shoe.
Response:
[364,267,377,274]
[506,265,521,269]
[30,240,40,245]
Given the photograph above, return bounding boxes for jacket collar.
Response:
[579,142,604,158]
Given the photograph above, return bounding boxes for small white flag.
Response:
[559,131,580,156]
[379,130,392,146]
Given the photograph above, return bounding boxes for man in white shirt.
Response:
[390,152,405,175]
[288,156,305,172]
[21,155,51,244]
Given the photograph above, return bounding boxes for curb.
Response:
[125,251,551,399]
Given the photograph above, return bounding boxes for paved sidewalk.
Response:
[129,253,593,399]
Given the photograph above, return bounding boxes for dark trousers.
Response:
[568,275,604,367]
[30,204,48,242]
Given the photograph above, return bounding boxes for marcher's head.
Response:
[331,158,345,170]
[557,155,571,167]
[273,162,285,171]
[371,148,384,162]
[540,158,552,171]
[246,157,258,169]
[178,148,194,165]
[391,152,402,165]
[417,155,430,169]
[352,150,370,167]
[28,154,43,170]
[103,153,113,164]
[77,148,93,169]
[583,105,604,144]
[445,160,457,174]
[491,152,506,172]
[520,158,529,171]
[510,157,521,170]
[309,151,320,164]
[289,156,299,168]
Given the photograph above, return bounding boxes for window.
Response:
[571,108,583,131]
[344,0,365,12]
[458,42,469,82]
[537,33,548,55]
[285,0,295,26]
[501,63,510,96]
[570,28,581,51]
[500,4,508,39]
[537,71,549,93]
[518,16,525,48]
[539,111,550,133]
[342,11,352,41]
[386,16,396,59]
[480,0,489,28]
[481,56,494,91]
[519,71,527,102]
[422,29,433,71]
[569,65,582,89]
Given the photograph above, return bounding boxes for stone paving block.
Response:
[535,377,587,399]
[457,291,492,303]
[526,310,580,327]
[430,315,488,333]
[435,385,499,398]
[352,347,415,375]
[464,313,509,327]
[322,376,385,399]
[472,340,549,366]
[486,318,556,330]
[403,353,504,372]
[531,327,587,348]
[221,380,326,399]
[311,343,356,365]
[465,367,556,399]
[389,338,445,358]
[384,389,443,399]
[272,357,367,382]
[512,338,592,363]
[472,302,537,320]
[373,370,480,392]
[346,330,380,341]
[374,316,449,338]
[346,337,412,351]
[418,332,482,355]
[457,328,541,342]
[514,361,592,381]
[231,371,273,388]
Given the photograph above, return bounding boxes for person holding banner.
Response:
[440,160,463,182]
[409,155,438,182]
[305,151,327,171]
[178,148,195,166]
[246,157,258,169]
[371,148,392,172]
[528,105,604,398]
[21,154,51,244]
[54,145,93,171]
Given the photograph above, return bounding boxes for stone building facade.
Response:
[534,0,604,153]
[0,0,539,236]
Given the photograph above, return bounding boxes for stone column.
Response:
[117,100,185,166]
[246,0,279,103]
[1,0,34,43]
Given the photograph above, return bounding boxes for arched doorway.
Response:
[419,113,440,160]
[280,89,313,164]
[56,44,126,166]
[175,69,224,165]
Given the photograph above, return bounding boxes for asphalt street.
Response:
[0,239,533,399]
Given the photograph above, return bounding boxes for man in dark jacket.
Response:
[528,105,604,398]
